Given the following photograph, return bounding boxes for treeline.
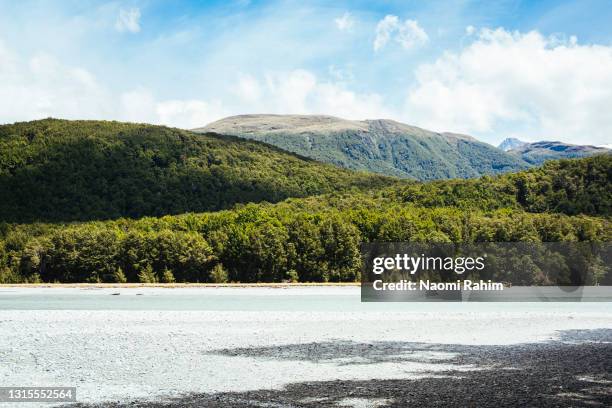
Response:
[1,192,609,284]
[0,119,396,222]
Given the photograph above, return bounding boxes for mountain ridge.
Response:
[507,140,610,165]
[197,114,529,181]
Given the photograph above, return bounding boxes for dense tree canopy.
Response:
[395,154,612,216]
[0,119,609,284]
[0,119,396,222]
[0,156,609,284]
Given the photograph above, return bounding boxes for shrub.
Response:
[137,265,157,283]
[209,263,228,283]
[286,269,299,283]
[114,267,127,284]
[161,269,176,283]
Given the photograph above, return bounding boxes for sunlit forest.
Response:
[0,120,610,284]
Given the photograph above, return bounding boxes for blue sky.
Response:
[1,0,611,145]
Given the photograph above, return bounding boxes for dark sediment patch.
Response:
[65,329,612,408]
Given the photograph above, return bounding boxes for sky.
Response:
[1,0,611,146]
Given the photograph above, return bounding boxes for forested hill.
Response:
[394,154,612,216]
[0,119,397,223]
[197,114,530,180]
[1,155,610,284]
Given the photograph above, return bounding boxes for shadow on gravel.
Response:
[66,328,612,408]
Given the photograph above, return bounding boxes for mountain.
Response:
[0,119,397,223]
[507,141,610,165]
[196,114,530,181]
[498,137,527,151]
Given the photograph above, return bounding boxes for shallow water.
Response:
[0,287,611,312]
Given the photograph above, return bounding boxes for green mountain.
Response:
[196,114,530,180]
[505,140,610,165]
[1,155,609,284]
[0,119,397,223]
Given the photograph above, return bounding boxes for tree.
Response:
[138,265,157,283]
[161,269,176,283]
[114,267,127,284]
[209,263,228,283]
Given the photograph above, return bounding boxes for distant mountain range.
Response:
[498,138,527,151]
[197,115,609,180]
[197,115,529,180]
[498,138,610,165]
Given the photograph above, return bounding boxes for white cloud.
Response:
[4,20,611,147]
[1,32,390,128]
[465,25,475,35]
[374,15,428,51]
[243,70,391,119]
[264,70,317,113]
[122,70,390,127]
[232,74,262,103]
[405,28,612,145]
[334,12,354,31]
[201,69,392,121]
[120,70,391,127]
[0,48,113,123]
[156,99,228,129]
[373,15,396,51]
[118,89,229,129]
[396,20,429,50]
[120,88,157,123]
[115,8,141,33]
[0,37,227,128]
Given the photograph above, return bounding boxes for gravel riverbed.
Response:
[0,287,610,407]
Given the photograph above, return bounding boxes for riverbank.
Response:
[0,282,360,288]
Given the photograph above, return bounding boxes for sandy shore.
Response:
[0,288,610,407]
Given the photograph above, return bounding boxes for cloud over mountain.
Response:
[405,28,612,145]
[1,0,611,147]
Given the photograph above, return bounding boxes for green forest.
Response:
[0,120,610,284]
[0,119,395,222]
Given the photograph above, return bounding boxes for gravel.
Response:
[0,288,610,407]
